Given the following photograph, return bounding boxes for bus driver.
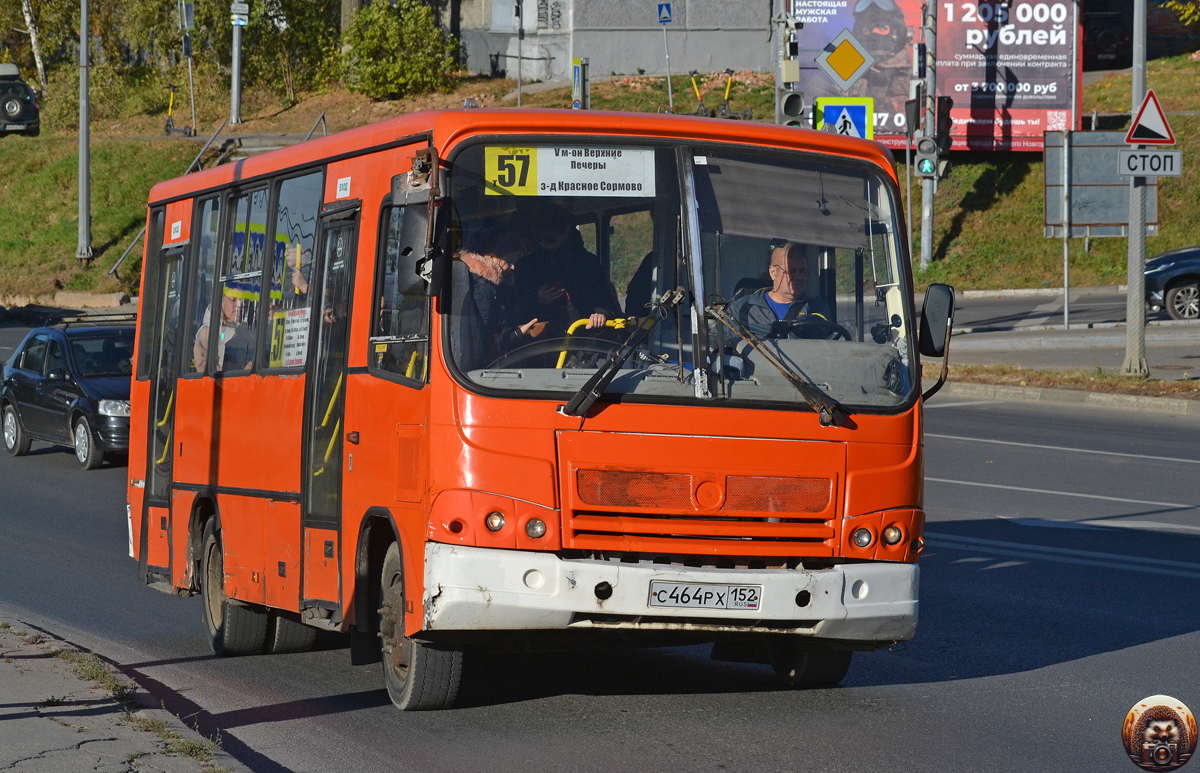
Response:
[726,242,832,339]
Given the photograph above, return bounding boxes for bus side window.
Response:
[264,170,323,370]
[187,198,219,374]
[212,189,268,373]
[137,210,166,380]
[369,205,430,383]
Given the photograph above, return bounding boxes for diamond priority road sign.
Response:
[814,28,875,94]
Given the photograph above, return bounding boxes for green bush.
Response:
[341,0,457,100]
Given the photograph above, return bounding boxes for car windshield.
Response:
[446,140,915,411]
[69,332,135,378]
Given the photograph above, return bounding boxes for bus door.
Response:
[140,245,186,583]
[301,206,359,620]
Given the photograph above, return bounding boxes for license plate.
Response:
[648,581,761,610]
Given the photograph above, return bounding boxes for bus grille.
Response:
[566,469,836,556]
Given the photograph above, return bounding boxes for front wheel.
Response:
[769,639,853,689]
[201,519,268,656]
[3,405,31,456]
[74,416,104,470]
[1165,281,1200,320]
[379,542,462,710]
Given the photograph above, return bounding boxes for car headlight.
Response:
[99,400,130,417]
[1146,262,1175,273]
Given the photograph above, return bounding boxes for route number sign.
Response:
[484,145,656,197]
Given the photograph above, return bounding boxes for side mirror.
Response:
[46,367,66,382]
[918,283,955,400]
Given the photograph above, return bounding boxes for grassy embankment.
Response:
[924,362,1200,399]
[2,56,1198,299]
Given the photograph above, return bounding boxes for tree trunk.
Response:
[20,0,48,96]
[341,0,363,35]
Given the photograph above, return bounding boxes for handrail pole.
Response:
[108,224,148,277]
[184,119,228,175]
[304,110,327,142]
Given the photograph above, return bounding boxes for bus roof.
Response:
[148,109,897,205]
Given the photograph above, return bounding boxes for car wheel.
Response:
[2,97,20,119]
[769,638,854,689]
[379,542,462,710]
[1165,282,1200,321]
[73,416,104,470]
[3,404,31,456]
[201,519,268,656]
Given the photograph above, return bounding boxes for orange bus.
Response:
[128,108,955,710]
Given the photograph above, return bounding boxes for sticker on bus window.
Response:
[281,307,310,367]
[484,146,655,197]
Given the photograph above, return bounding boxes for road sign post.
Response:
[229,1,246,125]
[920,6,936,272]
[658,3,673,113]
[76,0,92,264]
[180,0,197,136]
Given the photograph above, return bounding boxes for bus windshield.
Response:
[446,140,915,411]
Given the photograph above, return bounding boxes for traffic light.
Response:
[776,88,804,127]
[914,134,939,178]
[935,96,953,153]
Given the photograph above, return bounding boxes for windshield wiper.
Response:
[707,303,853,428]
[558,288,686,418]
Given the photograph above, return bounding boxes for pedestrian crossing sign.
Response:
[658,3,672,23]
[813,97,874,140]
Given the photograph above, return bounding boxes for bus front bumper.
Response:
[423,543,918,643]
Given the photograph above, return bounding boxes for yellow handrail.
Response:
[555,317,648,369]
[155,429,172,466]
[155,390,174,428]
[320,372,343,428]
[405,350,419,379]
[324,418,341,463]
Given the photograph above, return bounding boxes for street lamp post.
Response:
[76,0,93,265]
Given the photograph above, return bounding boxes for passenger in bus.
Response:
[517,204,622,336]
[193,289,254,372]
[726,242,831,339]
[451,231,545,371]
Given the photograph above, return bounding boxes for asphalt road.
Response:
[3,322,1200,771]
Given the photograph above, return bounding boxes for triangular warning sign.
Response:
[834,109,862,138]
[1126,89,1175,145]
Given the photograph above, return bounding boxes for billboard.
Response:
[791,0,1081,151]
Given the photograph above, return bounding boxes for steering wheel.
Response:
[485,336,621,370]
[774,317,853,341]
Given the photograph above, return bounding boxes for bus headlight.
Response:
[99,400,130,417]
[525,518,547,539]
[851,527,873,548]
[882,525,903,545]
[485,512,505,532]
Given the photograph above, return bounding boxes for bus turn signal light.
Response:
[882,525,903,546]
[485,512,505,532]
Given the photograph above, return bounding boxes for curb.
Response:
[947,285,1127,299]
[930,380,1200,416]
[955,318,1200,335]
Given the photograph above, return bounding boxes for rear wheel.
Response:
[201,519,267,656]
[379,542,461,710]
[266,611,317,654]
[73,416,104,470]
[769,639,853,689]
[1165,281,1200,320]
[3,405,30,456]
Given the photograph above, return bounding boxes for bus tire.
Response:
[3,404,31,456]
[266,611,317,654]
[201,519,268,656]
[769,639,853,689]
[379,542,462,710]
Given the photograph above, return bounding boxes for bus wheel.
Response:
[378,542,462,710]
[769,639,853,689]
[201,519,268,656]
[266,611,317,654]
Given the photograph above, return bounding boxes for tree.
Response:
[1164,1,1200,25]
[20,0,47,94]
[341,0,457,100]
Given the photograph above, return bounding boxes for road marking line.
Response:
[926,433,1200,465]
[925,477,1199,510]
[999,515,1200,535]
[923,401,995,409]
[925,532,1200,579]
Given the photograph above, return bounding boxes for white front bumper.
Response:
[423,543,918,643]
